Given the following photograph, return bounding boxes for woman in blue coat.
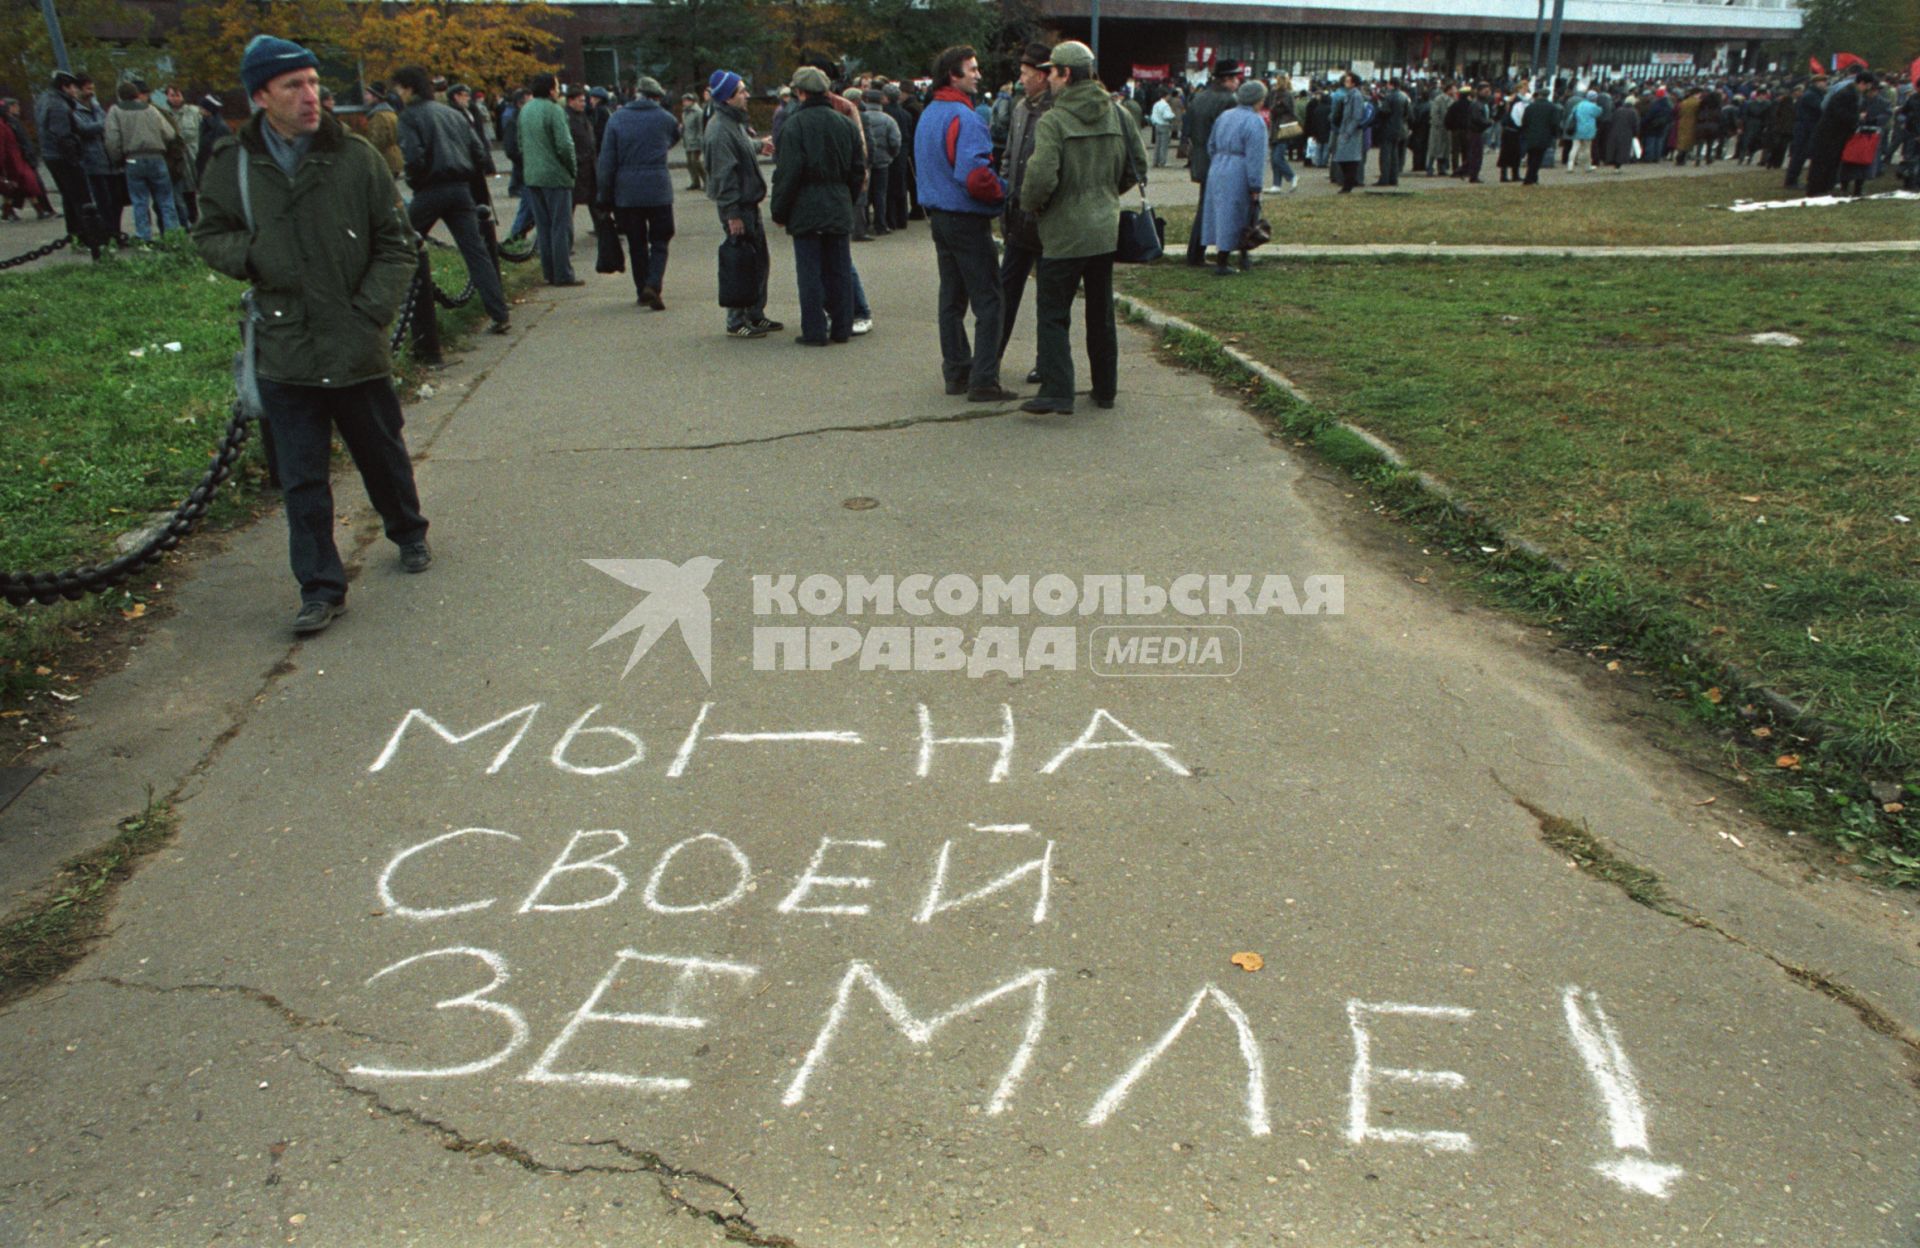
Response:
[1199,80,1268,275]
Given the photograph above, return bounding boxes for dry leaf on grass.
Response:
[121,603,147,620]
[1775,754,1801,769]
[1230,952,1264,972]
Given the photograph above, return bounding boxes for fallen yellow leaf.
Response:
[1703,687,1723,704]
[1751,726,1773,739]
[1775,754,1801,769]
[1230,951,1265,973]
[121,603,147,620]
[1884,802,1905,814]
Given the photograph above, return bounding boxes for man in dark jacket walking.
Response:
[770,66,863,346]
[596,76,681,309]
[394,66,511,334]
[1183,60,1241,266]
[193,35,429,635]
[705,69,782,339]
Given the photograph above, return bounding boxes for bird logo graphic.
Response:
[586,556,722,682]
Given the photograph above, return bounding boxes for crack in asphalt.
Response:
[86,976,398,1046]
[291,1053,806,1246]
[536,405,1027,454]
[1506,791,1920,1086]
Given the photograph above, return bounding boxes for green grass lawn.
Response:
[1159,166,1917,248]
[1122,253,1919,877]
[1,238,507,705]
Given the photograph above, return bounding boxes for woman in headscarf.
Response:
[1199,78,1269,274]
[1602,94,1639,169]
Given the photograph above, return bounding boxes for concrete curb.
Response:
[1117,290,1822,734]
[1224,240,1920,261]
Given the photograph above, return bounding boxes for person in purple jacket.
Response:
[914,45,1016,403]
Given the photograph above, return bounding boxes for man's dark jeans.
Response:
[723,206,771,331]
[997,235,1041,371]
[1461,134,1486,181]
[867,165,891,233]
[614,204,676,296]
[524,185,576,282]
[408,183,510,323]
[928,209,1003,388]
[257,377,427,607]
[791,231,853,343]
[1523,145,1550,184]
[1034,251,1117,407]
[45,158,88,239]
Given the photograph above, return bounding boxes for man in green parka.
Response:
[1016,41,1148,416]
[193,35,431,635]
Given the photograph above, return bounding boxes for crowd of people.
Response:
[9,30,1913,638]
[5,71,223,239]
[1128,63,1918,199]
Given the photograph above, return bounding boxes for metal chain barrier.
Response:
[388,262,426,354]
[1,402,255,608]
[0,234,73,271]
[433,274,476,309]
[4,224,453,609]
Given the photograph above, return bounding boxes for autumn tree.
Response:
[167,0,354,92]
[1,0,158,97]
[345,1,567,95]
[626,0,780,92]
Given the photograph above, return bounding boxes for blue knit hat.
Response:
[709,69,742,104]
[240,34,319,97]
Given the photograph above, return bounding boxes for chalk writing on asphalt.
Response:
[356,701,1682,1199]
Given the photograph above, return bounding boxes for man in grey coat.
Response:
[1327,72,1366,193]
[859,89,902,236]
[1183,60,1242,266]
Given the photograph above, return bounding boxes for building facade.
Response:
[1034,0,1803,85]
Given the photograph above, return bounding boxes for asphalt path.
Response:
[1,176,1916,1247]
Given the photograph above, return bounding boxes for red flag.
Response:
[1809,56,1826,74]
[1834,52,1868,72]
[1910,55,1920,86]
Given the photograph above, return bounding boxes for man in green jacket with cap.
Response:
[1016,40,1147,415]
[193,35,430,635]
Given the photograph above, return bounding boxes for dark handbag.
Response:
[1114,140,1164,263]
[1116,194,1165,263]
[716,233,759,308]
[1239,216,1272,251]
[593,208,625,274]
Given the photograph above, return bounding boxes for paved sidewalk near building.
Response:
[0,199,1915,1246]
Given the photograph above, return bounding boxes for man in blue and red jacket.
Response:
[915,45,1017,402]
